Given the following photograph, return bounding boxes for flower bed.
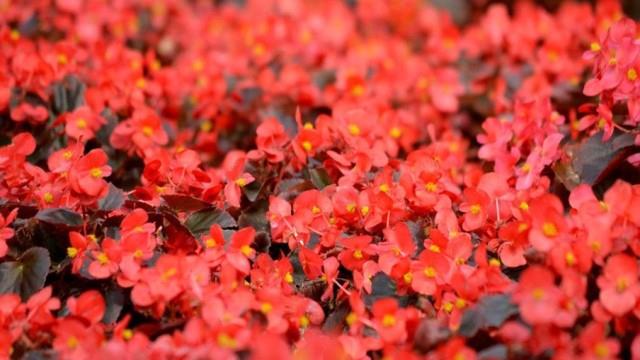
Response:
[1,0,640,359]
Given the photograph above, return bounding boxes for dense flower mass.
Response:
[2,0,640,359]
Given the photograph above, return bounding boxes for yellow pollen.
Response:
[616,278,628,293]
[565,252,576,266]
[253,43,266,56]
[303,122,314,129]
[382,314,396,327]
[191,59,204,72]
[76,118,87,129]
[489,258,501,267]
[346,312,357,326]
[594,343,609,358]
[311,205,321,215]
[299,315,310,328]
[200,121,212,132]
[133,249,143,258]
[542,222,558,237]
[67,247,78,258]
[347,123,361,136]
[346,203,357,213]
[301,141,312,152]
[424,266,437,278]
[122,329,133,340]
[67,336,79,349]
[352,249,363,260]
[454,352,466,360]
[590,42,601,52]
[96,253,109,265]
[455,298,466,309]
[63,151,73,160]
[424,182,437,192]
[532,288,545,301]
[517,222,529,233]
[599,201,609,211]
[428,244,441,253]
[142,126,153,136]
[403,272,413,284]
[519,201,529,211]
[161,267,177,280]
[9,30,20,41]
[240,245,253,257]
[443,301,454,313]
[360,206,370,216]
[591,241,601,252]
[284,272,294,284]
[455,257,465,265]
[469,204,481,215]
[260,302,273,314]
[628,68,638,81]
[87,234,97,242]
[204,238,216,248]
[389,127,402,139]
[379,183,390,193]
[57,54,68,64]
[521,163,532,173]
[43,192,54,203]
[90,168,103,178]
[350,85,365,97]
[135,78,146,89]
[235,178,247,187]
[217,333,237,349]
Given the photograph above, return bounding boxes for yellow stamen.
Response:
[352,249,363,260]
[542,222,558,237]
[347,123,361,136]
[424,266,436,278]
[240,245,253,257]
[389,127,402,139]
[90,168,103,178]
[382,314,396,327]
[469,204,481,215]
[67,247,78,258]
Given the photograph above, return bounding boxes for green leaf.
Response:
[98,183,125,211]
[364,272,397,308]
[0,247,51,301]
[36,208,82,227]
[308,168,332,189]
[184,208,236,236]
[556,131,639,190]
[458,294,518,338]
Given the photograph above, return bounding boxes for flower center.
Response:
[532,288,545,301]
[352,249,363,260]
[240,245,253,257]
[301,140,312,152]
[424,266,437,278]
[542,222,558,237]
[76,118,87,129]
[616,278,628,293]
[96,252,109,265]
[424,182,437,192]
[90,168,103,178]
[347,123,361,136]
[389,127,402,139]
[382,314,396,327]
[142,126,153,136]
[469,204,481,215]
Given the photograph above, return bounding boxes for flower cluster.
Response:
[1,0,640,359]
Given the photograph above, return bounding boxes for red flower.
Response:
[226,227,257,274]
[512,265,561,325]
[371,298,407,344]
[597,253,640,316]
[0,208,18,258]
[64,106,105,141]
[88,238,121,279]
[338,236,373,271]
[459,188,491,231]
[410,251,451,296]
[68,148,112,203]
